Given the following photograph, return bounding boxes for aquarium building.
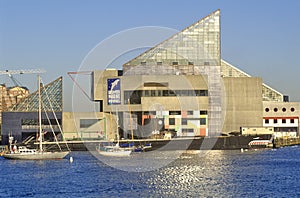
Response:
[1,10,299,144]
[90,10,297,139]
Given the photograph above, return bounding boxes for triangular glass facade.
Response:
[123,9,220,75]
[123,10,222,136]
[10,77,63,112]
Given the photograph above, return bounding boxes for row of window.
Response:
[80,119,101,128]
[124,89,208,104]
[264,119,295,124]
[169,118,206,125]
[21,119,62,125]
[265,107,295,112]
[143,110,208,116]
[182,129,194,133]
[140,61,210,66]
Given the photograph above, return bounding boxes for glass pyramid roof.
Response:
[10,77,63,112]
[123,10,220,75]
[122,9,282,102]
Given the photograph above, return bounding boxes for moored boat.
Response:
[97,143,131,157]
[3,146,69,160]
[2,75,70,160]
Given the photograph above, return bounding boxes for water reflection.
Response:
[142,150,272,197]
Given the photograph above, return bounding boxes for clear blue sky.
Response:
[1,0,300,110]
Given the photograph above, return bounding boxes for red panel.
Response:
[263,116,298,120]
[200,128,206,136]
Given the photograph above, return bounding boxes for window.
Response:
[197,90,205,96]
[187,111,193,115]
[80,119,100,128]
[124,90,142,104]
[151,90,156,96]
[144,90,150,97]
[200,110,208,115]
[265,108,269,112]
[181,90,189,96]
[169,118,175,125]
[169,90,176,96]
[182,128,194,133]
[274,108,278,112]
[157,90,162,96]
[265,119,269,124]
[163,90,169,96]
[282,108,286,112]
[157,62,162,65]
[282,119,286,124]
[200,118,206,125]
[169,111,181,115]
[291,107,295,112]
[188,61,194,65]
[291,119,294,123]
[144,111,156,115]
[172,62,178,65]
[141,61,146,65]
[181,118,188,125]
[274,119,278,124]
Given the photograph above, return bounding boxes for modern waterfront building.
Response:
[1,10,299,145]
[91,9,298,139]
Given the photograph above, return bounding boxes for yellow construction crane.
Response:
[0,69,46,86]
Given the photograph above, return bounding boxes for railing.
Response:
[21,125,59,130]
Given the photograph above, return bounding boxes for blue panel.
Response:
[107,78,121,105]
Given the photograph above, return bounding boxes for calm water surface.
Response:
[1,146,300,197]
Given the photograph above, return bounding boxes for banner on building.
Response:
[107,78,121,105]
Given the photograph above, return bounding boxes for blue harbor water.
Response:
[1,146,300,197]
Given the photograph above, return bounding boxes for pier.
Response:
[274,137,300,148]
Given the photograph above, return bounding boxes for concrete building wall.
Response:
[62,112,117,140]
[101,74,209,112]
[263,101,300,117]
[93,70,264,136]
[92,69,118,101]
[223,77,263,133]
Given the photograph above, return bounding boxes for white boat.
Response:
[3,146,69,160]
[97,111,131,157]
[248,135,274,149]
[97,143,132,157]
[3,75,70,160]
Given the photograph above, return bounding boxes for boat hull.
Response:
[97,149,131,157]
[97,150,131,157]
[3,151,70,160]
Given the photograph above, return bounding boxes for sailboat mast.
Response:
[116,110,120,145]
[38,75,42,152]
[128,99,134,141]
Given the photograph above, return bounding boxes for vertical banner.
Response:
[107,78,121,105]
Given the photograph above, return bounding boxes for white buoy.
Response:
[241,148,244,153]
[69,156,73,163]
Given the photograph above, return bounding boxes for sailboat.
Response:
[96,112,131,157]
[119,99,152,152]
[3,75,70,160]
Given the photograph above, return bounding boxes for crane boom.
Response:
[0,69,46,75]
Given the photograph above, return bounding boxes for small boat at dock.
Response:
[97,143,131,157]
